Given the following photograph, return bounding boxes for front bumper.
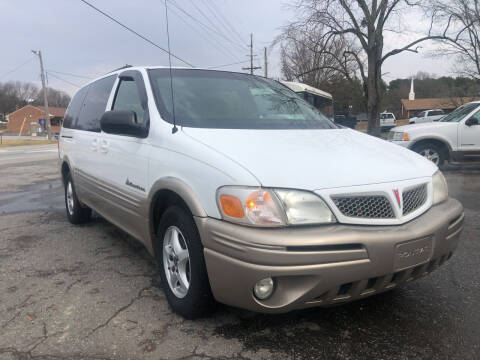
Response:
[389,140,412,148]
[196,198,464,313]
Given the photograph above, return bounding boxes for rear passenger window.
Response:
[63,87,88,128]
[76,75,116,132]
[113,79,146,125]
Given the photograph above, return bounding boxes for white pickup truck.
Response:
[380,112,396,129]
[389,102,480,166]
[409,109,445,124]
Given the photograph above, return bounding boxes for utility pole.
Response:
[242,33,261,75]
[31,50,51,140]
[264,47,268,78]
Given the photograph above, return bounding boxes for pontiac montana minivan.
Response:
[59,67,464,319]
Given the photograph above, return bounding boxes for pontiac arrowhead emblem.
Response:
[393,189,401,208]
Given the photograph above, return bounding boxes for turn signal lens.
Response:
[403,133,409,141]
[244,190,283,225]
[219,195,244,218]
[216,187,286,227]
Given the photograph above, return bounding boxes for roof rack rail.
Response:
[105,64,133,74]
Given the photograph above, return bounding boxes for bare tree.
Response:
[0,81,70,115]
[277,23,367,114]
[280,0,456,135]
[278,23,360,86]
[34,88,71,108]
[428,0,480,80]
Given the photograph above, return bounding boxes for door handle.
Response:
[91,138,98,151]
[100,139,109,153]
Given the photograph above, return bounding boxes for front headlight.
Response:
[391,132,408,141]
[217,186,336,227]
[432,171,448,205]
[274,189,336,225]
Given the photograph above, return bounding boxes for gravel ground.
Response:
[0,148,479,359]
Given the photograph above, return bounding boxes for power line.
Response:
[167,4,240,62]
[167,0,246,53]
[47,72,82,88]
[187,0,244,54]
[202,0,246,46]
[46,69,95,80]
[206,60,250,69]
[0,57,35,80]
[78,0,194,67]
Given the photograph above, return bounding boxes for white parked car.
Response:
[409,109,445,124]
[59,66,464,318]
[389,102,480,166]
[380,112,396,129]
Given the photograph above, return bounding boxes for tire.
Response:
[155,206,215,319]
[64,173,92,224]
[413,142,446,167]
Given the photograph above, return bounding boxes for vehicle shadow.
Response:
[212,281,469,359]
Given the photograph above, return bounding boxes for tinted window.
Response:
[469,110,480,122]
[430,110,444,116]
[112,79,146,125]
[76,75,116,132]
[63,87,88,128]
[148,69,336,129]
[441,103,480,122]
[418,111,426,117]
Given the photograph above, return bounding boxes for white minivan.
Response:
[59,67,464,318]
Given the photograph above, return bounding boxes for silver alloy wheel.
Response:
[163,226,191,298]
[419,148,440,165]
[66,181,74,215]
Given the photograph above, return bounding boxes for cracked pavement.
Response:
[0,145,479,359]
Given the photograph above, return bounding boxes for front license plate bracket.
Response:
[394,237,434,271]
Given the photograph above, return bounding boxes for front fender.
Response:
[147,177,207,218]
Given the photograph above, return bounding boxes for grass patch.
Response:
[0,139,56,147]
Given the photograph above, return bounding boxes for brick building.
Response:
[400,97,480,119]
[6,105,66,136]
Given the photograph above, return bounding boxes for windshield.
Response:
[441,103,480,122]
[148,69,337,129]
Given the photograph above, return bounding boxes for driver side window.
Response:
[468,110,480,124]
[113,79,146,125]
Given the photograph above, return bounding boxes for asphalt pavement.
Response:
[0,144,479,359]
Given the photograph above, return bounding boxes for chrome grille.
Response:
[332,195,395,219]
[402,184,427,215]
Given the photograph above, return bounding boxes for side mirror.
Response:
[465,117,479,127]
[100,110,147,138]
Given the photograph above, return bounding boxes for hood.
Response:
[394,121,456,132]
[182,128,437,190]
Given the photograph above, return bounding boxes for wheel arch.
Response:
[147,177,207,254]
[409,137,452,160]
[60,156,73,185]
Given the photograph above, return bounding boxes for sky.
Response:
[0,0,456,96]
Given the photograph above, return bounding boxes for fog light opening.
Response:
[253,277,275,300]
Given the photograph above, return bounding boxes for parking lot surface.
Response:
[0,145,479,359]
